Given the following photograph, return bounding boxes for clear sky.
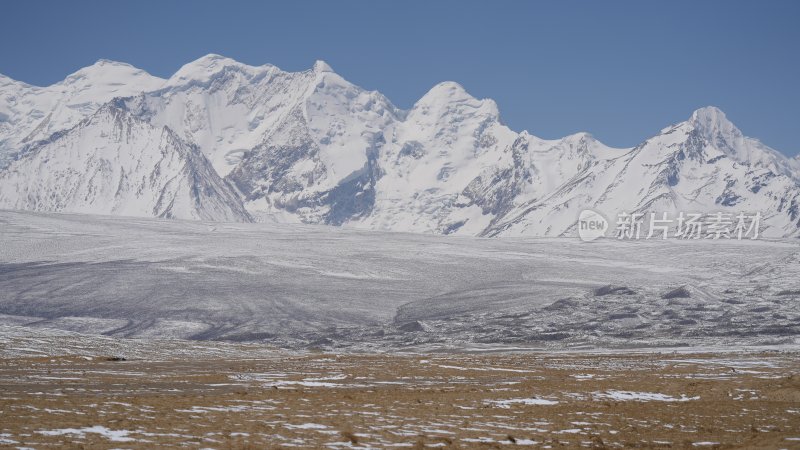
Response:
[2,1,798,155]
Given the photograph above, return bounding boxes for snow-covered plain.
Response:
[1,210,798,351]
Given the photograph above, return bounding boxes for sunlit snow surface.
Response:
[0,210,798,351]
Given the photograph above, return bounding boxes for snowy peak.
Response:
[421,81,472,101]
[167,53,271,86]
[659,106,797,177]
[409,81,500,129]
[61,59,164,91]
[176,53,243,71]
[690,105,733,127]
[688,105,744,149]
[313,60,334,73]
[415,81,493,110]
[559,132,597,149]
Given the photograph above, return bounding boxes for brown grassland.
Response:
[0,351,798,449]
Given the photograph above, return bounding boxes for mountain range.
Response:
[1,55,798,237]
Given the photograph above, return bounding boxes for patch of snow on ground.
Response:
[488,397,559,408]
[593,390,699,402]
[285,423,329,430]
[37,426,135,442]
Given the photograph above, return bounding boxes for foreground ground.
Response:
[0,342,798,449]
[2,211,800,448]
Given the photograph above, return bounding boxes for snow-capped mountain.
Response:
[0,55,798,237]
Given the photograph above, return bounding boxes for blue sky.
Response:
[2,1,798,155]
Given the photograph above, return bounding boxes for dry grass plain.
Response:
[0,350,799,449]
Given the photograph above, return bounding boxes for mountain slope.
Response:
[118,55,401,224]
[0,102,251,222]
[358,81,519,235]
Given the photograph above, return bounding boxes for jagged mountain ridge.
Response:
[0,55,798,237]
[485,107,800,238]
